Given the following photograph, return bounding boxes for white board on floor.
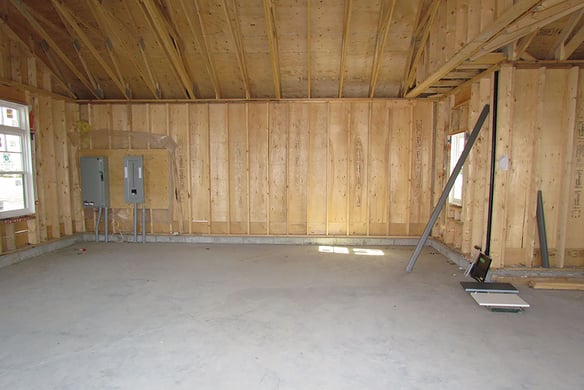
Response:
[470,292,530,308]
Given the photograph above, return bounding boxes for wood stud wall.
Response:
[78,100,435,238]
[0,32,82,254]
[435,65,584,268]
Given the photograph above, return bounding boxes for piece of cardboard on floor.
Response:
[470,292,530,308]
[460,281,518,293]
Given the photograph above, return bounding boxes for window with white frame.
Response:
[449,131,465,206]
[0,100,35,218]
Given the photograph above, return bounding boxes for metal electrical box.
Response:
[80,156,110,207]
[124,156,145,203]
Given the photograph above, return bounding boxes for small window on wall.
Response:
[449,132,465,206]
[0,100,35,218]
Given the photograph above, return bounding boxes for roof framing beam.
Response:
[50,0,130,99]
[474,0,584,58]
[87,0,158,99]
[551,9,584,59]
[368,0,397,98]
[405,0,542,98]
[307,0,312,98]
[222,0,250,99]
[8,0,99,98]
[263,0,281,99]
[0,18,75,98]
[338,0,353,98]
[563,22,584,60]
[176,0,221,98]
[402,0,441,96]
[138,0,196,99]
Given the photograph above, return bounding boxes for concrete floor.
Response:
[0,243,582,390]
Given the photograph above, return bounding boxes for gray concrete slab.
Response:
[0,242,583,389]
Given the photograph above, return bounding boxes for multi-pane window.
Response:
[0,100,35,218]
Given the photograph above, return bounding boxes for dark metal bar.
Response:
[537,190,550,268]
[484,71,499,256]
[406,104,490,272]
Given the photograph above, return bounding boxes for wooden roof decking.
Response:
[1,0,584,100]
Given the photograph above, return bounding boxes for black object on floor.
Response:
[460,281,518,294]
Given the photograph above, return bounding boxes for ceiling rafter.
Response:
[511,30,539,60]
[138,0,196,99]
[563,22,584,60]
[8,0,99,98]
[104,39,131,98]
[0,18,75,98]
[307,0,312,98]
[405,0,542,98]
[338,0,353,98]
[551,9,584,59]
[138,38,162,99]
[368,0,397,98]
[50,0,130,99]
[175,0,220,98]
[262,0,281,99]
[474,0,584,58]
[222,0,250,99]
[72,39,103,98]
[402,0,441,96]
[87,0,158,99]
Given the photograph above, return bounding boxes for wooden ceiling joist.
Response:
[139,0,196,99]
[263,0,281,99]
[307,0,312,98]
[72,39,102,98]
[369,0,397,98]
[51,0,130,99]
[475,0,584,58]
[337,0,353,98]
[402,0,441,96]
[221,0,250,99]
[551,9,584,59]
[8,0,99,98]
[512,30,539,60]
[178,0,220,99]
[405,0,542,98]
[87,0,158,99]
[0,18,75,98]
[563,23,584,60]
[138,38,162,99]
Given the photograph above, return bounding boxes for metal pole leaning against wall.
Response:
[406,104,490,272]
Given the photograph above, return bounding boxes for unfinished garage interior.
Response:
[1,0,584,388]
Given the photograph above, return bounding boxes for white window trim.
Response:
[449,131,465,207]
[0,99,35,219]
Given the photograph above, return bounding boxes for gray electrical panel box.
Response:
[80,156,110,208]
[124,156,145,203]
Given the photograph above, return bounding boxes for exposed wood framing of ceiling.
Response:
[222,0,251,99]
[1,0,583,100]
[263,0,281,99]
[138,0,196,99]
[368,0,396,98]
[337,0,352,98]
[8,0,98,98]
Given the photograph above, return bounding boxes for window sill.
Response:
[0,214,36,224]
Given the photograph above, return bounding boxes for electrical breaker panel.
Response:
[124,156,145,203]
[80,156,110,208]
